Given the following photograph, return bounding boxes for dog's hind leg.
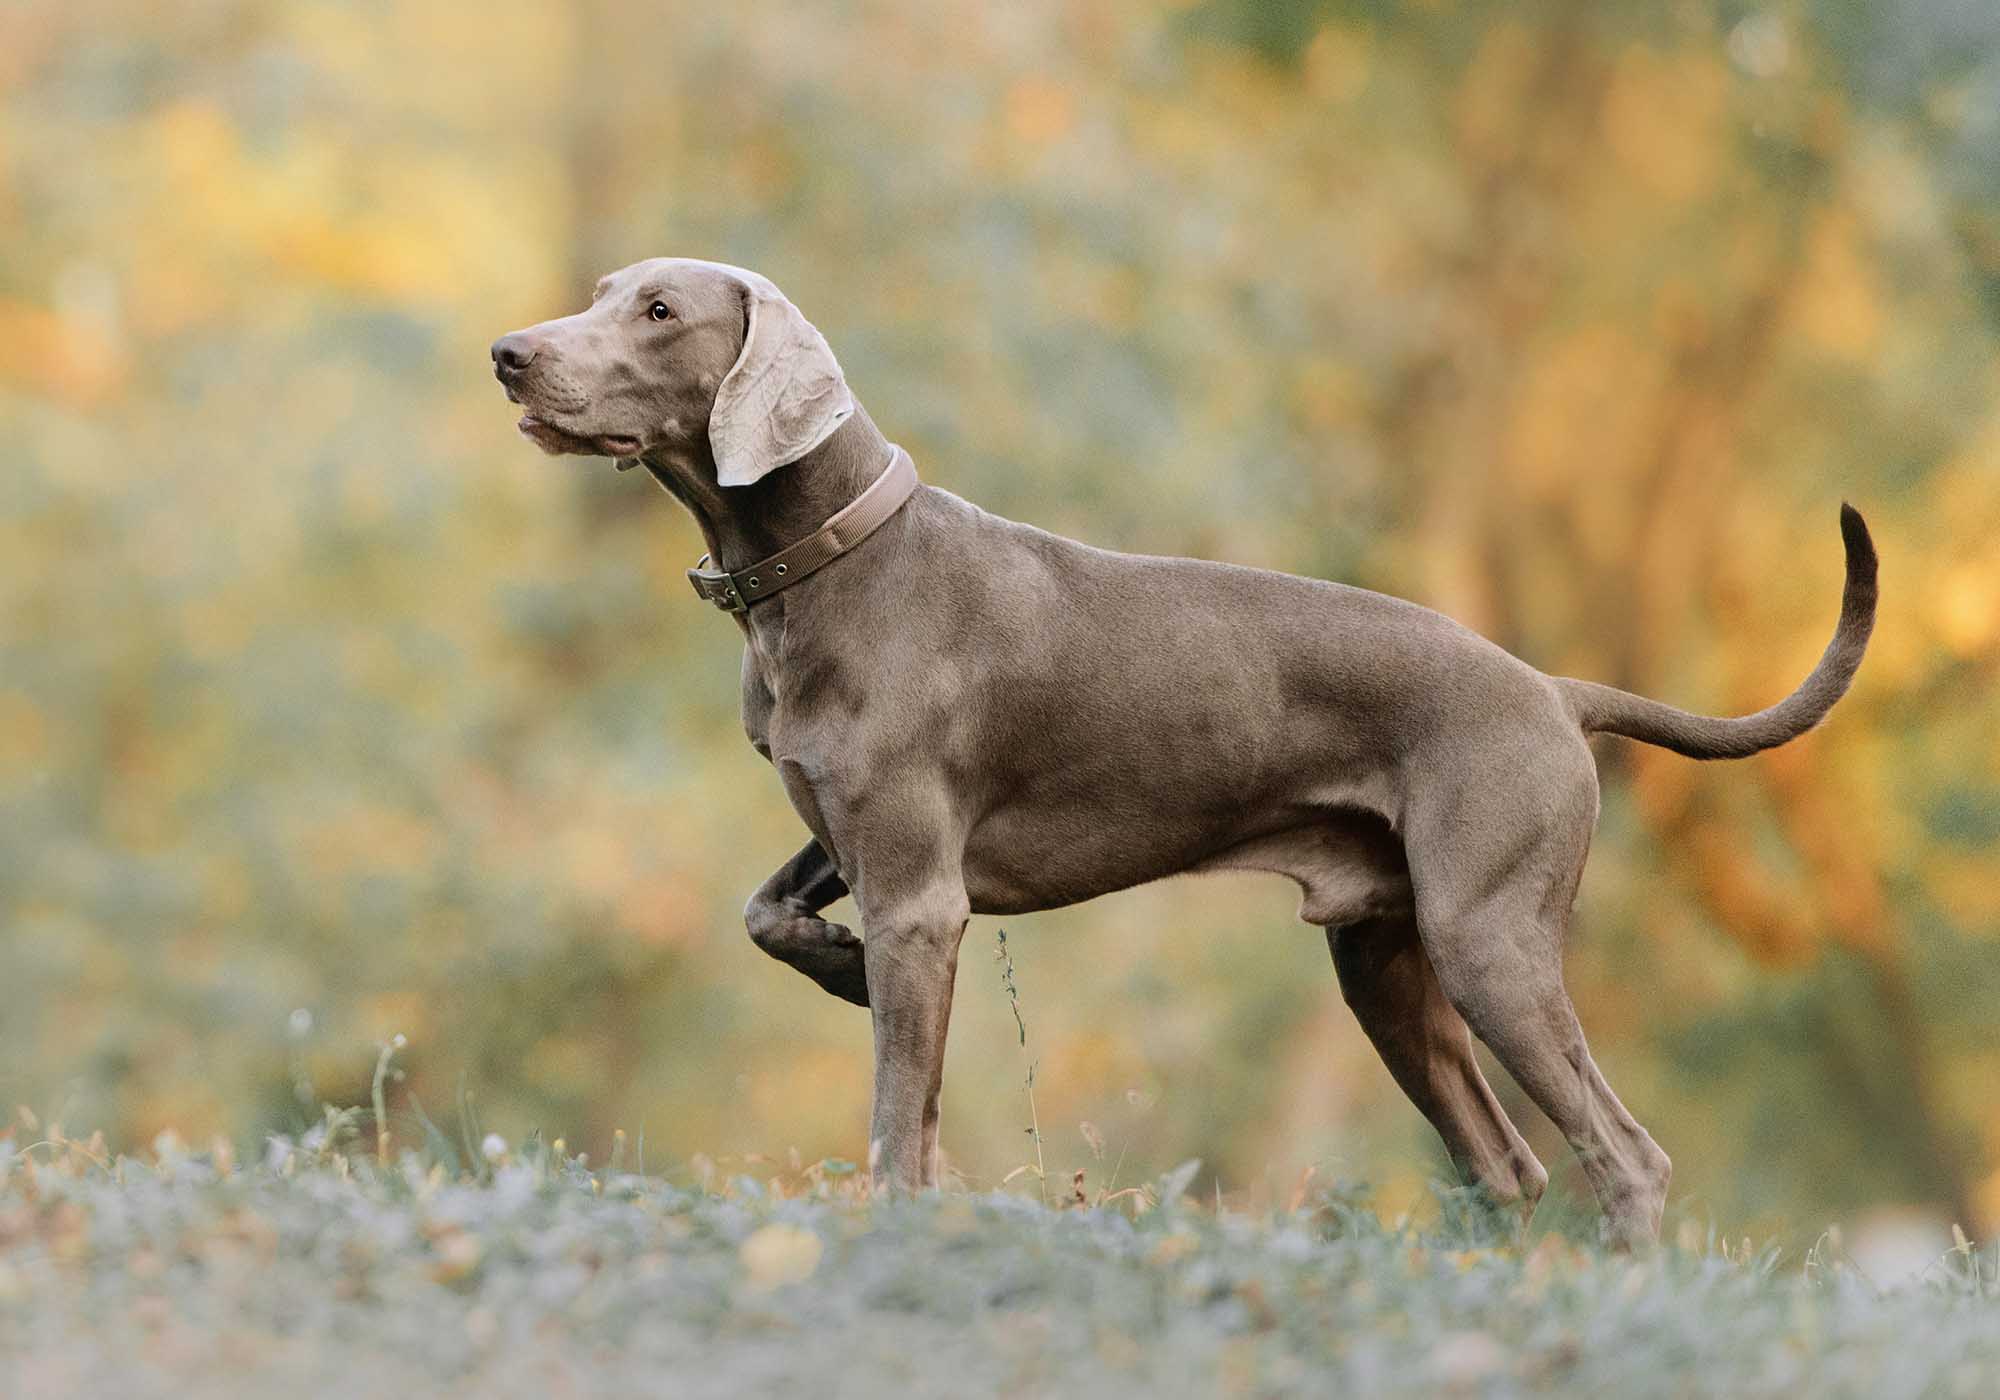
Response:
[1407,749,1671,1248]
[1330,915,1548,1214]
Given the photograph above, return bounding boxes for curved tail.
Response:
[1557,505,1877,760]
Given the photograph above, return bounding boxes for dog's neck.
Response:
[642,408,894,573]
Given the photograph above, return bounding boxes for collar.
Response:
[685,446,919,613]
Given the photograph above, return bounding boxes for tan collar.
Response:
[685,446,919,613]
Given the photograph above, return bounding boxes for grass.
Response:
[0,1126,1995,1398]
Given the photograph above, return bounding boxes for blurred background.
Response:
[3,0,1998,1244]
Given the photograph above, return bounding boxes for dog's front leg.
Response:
[861,880,970,1192]
[743,841,869,1007]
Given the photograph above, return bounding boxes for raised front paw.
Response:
[809,920,870,1007]
[746,904,870,1008]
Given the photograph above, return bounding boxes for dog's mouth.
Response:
[516,414,642,459]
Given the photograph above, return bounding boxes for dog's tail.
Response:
[1555,505,1877,760]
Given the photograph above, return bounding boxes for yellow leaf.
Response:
[1004,77,1075,146]
[739,1223,823,1292]
[1933,561,2000,657]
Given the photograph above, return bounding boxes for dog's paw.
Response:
[748,905,870,1008]
[808,921,870,1008]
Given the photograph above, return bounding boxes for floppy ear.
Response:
[708,278,854,488]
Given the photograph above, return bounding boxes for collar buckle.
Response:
[686,557,748,613]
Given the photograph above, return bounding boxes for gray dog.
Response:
[493,258,1875,1246]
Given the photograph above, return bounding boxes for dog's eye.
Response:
[649,301,672,321]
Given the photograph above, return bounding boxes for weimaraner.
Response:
[491,258,1875,1245]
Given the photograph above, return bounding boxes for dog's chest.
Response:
[738,626,784,759]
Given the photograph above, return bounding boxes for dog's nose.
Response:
[490,334,539,375]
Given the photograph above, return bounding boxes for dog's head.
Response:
[490,258,852,486]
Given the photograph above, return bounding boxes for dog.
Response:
[493,258,1875,1245]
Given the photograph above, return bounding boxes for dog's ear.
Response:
[709,277,853,488]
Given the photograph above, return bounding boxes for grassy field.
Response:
[1,1123,1995,1398]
